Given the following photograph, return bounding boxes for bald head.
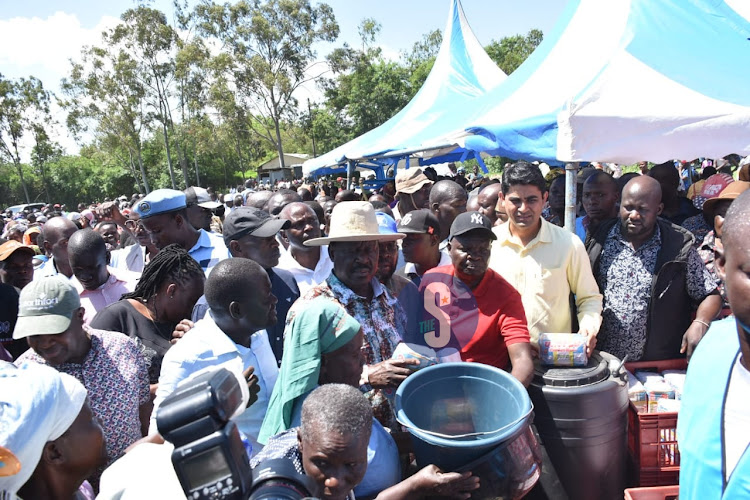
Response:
[245,191,274,210]
[623,175,662,205]
[430,180,468,240]
[585,171,618,191]
[266,190,302,215]
[721,190,750,248]
[42,216,78,246]
[620,176,663,244]
[68,229,109,290]
[429,180,467,206]
[68,228,106,258]
[477,183,503,225]
[205,258,267,312]
[41,217,79,278]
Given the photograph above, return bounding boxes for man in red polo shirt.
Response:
[420,211,533,386]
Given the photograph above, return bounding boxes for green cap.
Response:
[13,277,81,339]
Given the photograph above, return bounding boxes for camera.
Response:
[249,459,317,500]
[157,368,318,500]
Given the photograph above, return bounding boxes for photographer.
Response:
[253,384,479,500]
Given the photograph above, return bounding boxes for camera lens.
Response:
[248,479,312,500]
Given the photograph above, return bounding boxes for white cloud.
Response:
[0,12,121,158]
[0,11,120,81]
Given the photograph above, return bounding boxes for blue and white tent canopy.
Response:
[302,0,506,177]
[435,0,750,164]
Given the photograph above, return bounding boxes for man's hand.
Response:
[96,201,128,226]
[170,319,194,344]
[366,358,420,389]
[578,316,601,357]
[242,366,261,408]
[681,321,709,360]
[410,465,480,499]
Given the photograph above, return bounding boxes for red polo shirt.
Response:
[420,265,529,370]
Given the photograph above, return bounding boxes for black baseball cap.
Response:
[448,211,497,241]
[223,207,290,245]
[397,209,439,235]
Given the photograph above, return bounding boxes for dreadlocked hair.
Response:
[122,244,204,302]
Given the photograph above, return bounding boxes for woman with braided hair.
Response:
[91,244,205,388]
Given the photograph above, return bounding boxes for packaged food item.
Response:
[538,333,588,367]
[392,342,439,370]
[637,372,675,412]
[627,370,649,413]
[656,399,681,413]
[662,370,687,399]
[634,370,666,386]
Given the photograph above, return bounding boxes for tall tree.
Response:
[0,75,52,203]
[62,48,152,193]
[321,18,413,138]
[485,29,543,75]
[196,0,339,170]
[109,7,184,188]
[30,124,63,203]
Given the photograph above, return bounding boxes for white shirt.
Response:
[150,313,278,454]
[725,356,750,480]
[276,245,334,296]
[110,244,147,273]
[402,249,452,277]
[189,229,231,274]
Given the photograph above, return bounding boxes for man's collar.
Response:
[203,312,252,356]
[496,218,549,247]
[327,272,383,304]
[188,228,209,252]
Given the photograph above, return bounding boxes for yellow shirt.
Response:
[489,219,602,343]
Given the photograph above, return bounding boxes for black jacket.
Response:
[586,218,695,361]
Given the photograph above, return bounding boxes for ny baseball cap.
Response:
[223,207,290,245]
[134,189,187,219]
[13,277,81,339]
[448,211,497,241]
[397,209,439,235]
[184,187,221,210]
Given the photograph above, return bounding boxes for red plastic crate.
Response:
[624,485,679,500]
[625,359,688,487]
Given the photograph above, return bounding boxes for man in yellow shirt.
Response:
[489,161,603,353]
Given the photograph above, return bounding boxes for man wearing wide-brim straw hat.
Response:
[289,201,419,429]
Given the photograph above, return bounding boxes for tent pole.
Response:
[347,160,355,189]
[564,162,579,233]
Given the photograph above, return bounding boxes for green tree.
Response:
[195,0,339,170]
[404,29,442,90]
[62,45,152,193]
[485,29,543,75]
[321,18,413,140]
[110,7,184,188]
[0,75,52,203]
[30,124,64,203]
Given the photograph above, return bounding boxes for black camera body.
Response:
[157,368,252,500]
[157,367,319,500]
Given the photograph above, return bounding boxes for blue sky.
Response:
[0,0,566,154]
[1,0,566,88]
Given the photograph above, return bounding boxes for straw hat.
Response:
[304,202,405,246]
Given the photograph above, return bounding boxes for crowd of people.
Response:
[1,155,749,499]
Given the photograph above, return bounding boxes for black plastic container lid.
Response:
[532,352,610,387]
